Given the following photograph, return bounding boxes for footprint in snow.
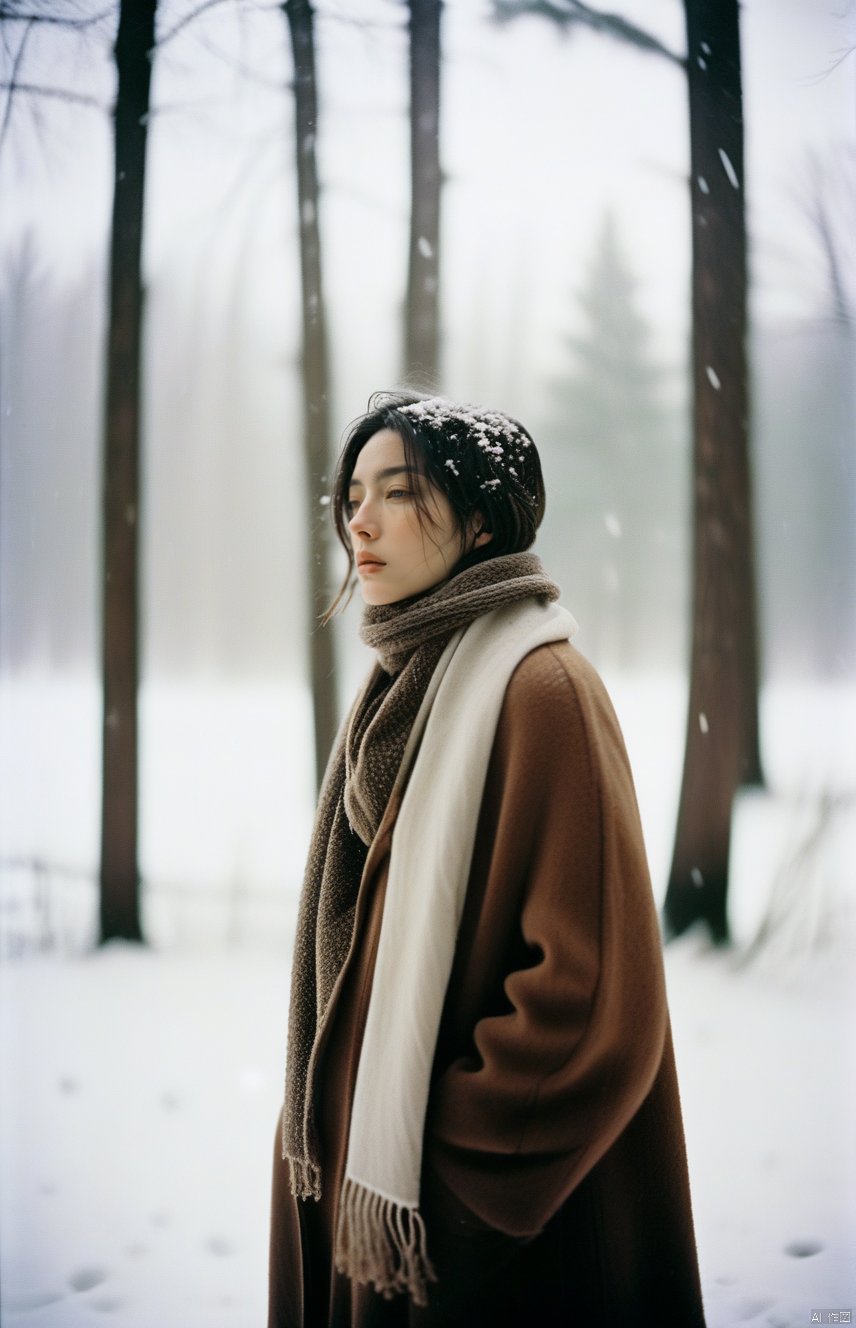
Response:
[784,1238,823,1258]
[737,1297,774,1319]
[69,1267,107,1292]
[4,1290,67,1312]
[93,1295,124,1312]
[206,1236,234,1257]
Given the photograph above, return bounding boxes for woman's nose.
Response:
[348,501,377,538]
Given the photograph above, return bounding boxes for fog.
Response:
[1,0,854,915]
[2,0,852,681]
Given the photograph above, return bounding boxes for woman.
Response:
[268,391,705,1327]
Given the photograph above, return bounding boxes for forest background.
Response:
[0,0,853,957]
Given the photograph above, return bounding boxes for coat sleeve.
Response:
[421,642,669,1240]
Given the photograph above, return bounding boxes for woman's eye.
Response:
[387,488,412,500]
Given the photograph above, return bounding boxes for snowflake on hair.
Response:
[397,397,532,488]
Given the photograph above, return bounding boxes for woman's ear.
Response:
[469,511,493,550]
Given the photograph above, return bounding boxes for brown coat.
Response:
[268,640,706,1327]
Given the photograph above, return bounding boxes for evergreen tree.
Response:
[546,213,683,668]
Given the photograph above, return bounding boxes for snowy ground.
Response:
[1,933,854,1328]
[2,674,854,946]
[2,674,854,1324]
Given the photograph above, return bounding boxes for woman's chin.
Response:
[359,581,395,606]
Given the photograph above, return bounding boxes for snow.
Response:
[2,676,854,1324]
[1,935,854,1326]
[0,947,288,1327]
[729,789,856,955]
[668,934,856,1328]
[0,677,315,952]
[706,364,722,390]
[2,673,852,930]
[718,147,740,189]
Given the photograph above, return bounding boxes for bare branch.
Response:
[2,20,19,63]
[0,79,104,107]
[0,16,33,156]
[149,89,287,119]
[155,0,398,51]
[795,146,856,326]
[157,0,240,47]
[315,8,405,31]
[198,129,287,257]
[0,5,112,27]
[192,27,290,92]
[492,0,685,66]
[804,42,856,83]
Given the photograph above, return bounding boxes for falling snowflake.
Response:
[717,148,739,189]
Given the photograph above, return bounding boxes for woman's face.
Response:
[346,429,466,605]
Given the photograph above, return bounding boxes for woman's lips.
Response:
[356,551,386,573]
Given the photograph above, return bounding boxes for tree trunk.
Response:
[99,0,156,944]
[663,0,763,942]
[284,0,338,792]
[487,0,763,940]
[404,0,441,387]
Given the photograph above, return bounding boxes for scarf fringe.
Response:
[286,1153,321,1201]
[334,1176,436,1307]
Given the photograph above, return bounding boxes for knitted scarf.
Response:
[280,552,569,1302]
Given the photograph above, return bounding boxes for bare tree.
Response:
[801,145,856,329]
[404,0,441,386]
[665,0,762,942]
[283,0,338,792]
[0,0,152,942]
[494,0,764,941]
[99,0,157,943]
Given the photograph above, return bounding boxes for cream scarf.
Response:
[280,554,576,1304]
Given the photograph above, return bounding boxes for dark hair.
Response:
[323,389,546,620]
